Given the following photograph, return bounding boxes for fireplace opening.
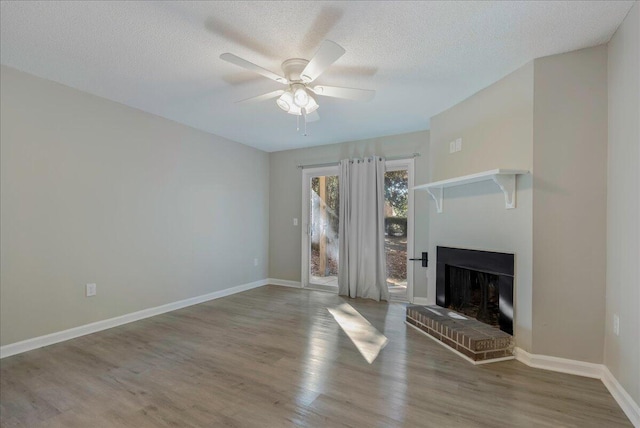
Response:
[436,247,514,335]
[447,266,500,327]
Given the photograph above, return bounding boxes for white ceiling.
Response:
[0,1,634,152]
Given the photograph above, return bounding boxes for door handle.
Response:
[409,252,428,267]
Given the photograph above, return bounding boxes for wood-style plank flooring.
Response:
[0,285,632,427]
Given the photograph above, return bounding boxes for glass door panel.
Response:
[385,168,408,300]
[302,167,339,290]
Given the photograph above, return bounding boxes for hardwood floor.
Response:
[0,285,631,427]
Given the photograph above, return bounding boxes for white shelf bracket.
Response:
[426,187,443,213]
[414,169,528,213]
[492,174,516,209]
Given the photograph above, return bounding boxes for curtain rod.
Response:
[297,153,420,169]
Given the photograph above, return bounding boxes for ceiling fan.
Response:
[220,40,375,132]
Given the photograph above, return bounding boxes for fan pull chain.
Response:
[294,111,309,136]
[302,109,308,137]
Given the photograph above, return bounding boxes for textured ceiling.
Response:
[0,1,634,152]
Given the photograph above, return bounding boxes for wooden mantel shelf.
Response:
[413,169,529,213]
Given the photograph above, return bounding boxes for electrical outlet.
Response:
[449,138,462,153]
[293,218,298,226]
[86,283,97,297]
[254,258,259,267]
[613,314,620,336]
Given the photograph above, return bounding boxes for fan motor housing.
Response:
[281,58,309,82]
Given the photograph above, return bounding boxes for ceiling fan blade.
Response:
[220,53,287,84]
[236,90,285,104]
[306,110,320,122]
[300,40,346,82]
[311,85,375,102]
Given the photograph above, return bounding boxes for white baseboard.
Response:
[267,278,302,288]
[602,366,640,427]
[0,279,268,359]
[514,347,639,427]
[514,347,603,378]
[411,297,430,305]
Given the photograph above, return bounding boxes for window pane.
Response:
[310,175,339,286]
[385,169,408,299]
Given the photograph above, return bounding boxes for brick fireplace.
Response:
[406,246,515,363]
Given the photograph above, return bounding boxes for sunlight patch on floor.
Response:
[327,303,388,364]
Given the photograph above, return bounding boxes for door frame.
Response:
[301,165,340,292]
[385,158,415,302]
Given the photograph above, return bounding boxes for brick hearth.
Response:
[406,305,514,363]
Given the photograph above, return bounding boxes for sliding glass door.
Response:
[301,159,414,300]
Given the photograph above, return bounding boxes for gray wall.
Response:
[0,66,270,346]
[531,46,608,363]
[427,62,534,351]
[431,63,534,181]
[427,46,610,360]
[268,131,430,297]
[428,46,610,360]
[606,1,640,404]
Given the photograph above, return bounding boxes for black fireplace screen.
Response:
[436,247,514,335]
[448,266,500,327]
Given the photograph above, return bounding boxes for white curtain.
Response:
[338,156,389,301]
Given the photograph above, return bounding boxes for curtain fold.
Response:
[338,156,388,301]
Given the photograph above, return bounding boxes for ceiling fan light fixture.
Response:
[293,85,310,107]
[304,96,319,114]
[276,91,293,112]
[288,103,302,115]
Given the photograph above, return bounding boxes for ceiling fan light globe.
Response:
[276,98,290,112]
[288,104,302,115]
[277,91,294,112]
[293,87,310,107]
[304,97,319,114]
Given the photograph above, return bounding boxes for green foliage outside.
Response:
[312,170,408,218]
[311,176,339,213]
[385,170,408,217]
[311,176,340,234]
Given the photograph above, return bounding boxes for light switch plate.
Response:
[86,283,97,297]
